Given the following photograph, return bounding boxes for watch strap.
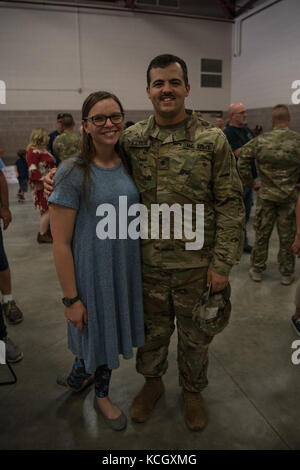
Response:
[62,295,80,306]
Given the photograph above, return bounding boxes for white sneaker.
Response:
[3,337,23,363]
[249,268,262,282]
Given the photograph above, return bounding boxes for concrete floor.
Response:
[0,183,300,451]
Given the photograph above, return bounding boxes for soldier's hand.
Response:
[44,168,57,197]
[292,235,300,257]
[207,269,229,293]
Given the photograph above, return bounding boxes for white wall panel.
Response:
[0,4,232,110]
[231,0,300,109]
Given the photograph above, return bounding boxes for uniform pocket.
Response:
[130,149,156,193]
[169,151,212,202]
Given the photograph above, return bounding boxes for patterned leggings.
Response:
[67,357,112,398]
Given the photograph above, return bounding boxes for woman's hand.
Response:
[64,300,88,332]
[44,168,57,197]
[0,207,12,230]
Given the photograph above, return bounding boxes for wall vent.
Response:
[201,59,222,88]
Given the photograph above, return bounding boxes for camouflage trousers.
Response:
[251,196,296,275]
[136,265,231,392]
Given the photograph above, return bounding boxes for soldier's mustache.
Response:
[160,94,175,100]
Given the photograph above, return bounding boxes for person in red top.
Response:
[26,128,56,243]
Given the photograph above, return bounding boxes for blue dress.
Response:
[48,158,145,372]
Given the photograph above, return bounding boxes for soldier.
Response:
[238,104,300,285]
[215,117,225,129]
[53,113,81,163]
[121,54,245,431]
[44,54,245,431]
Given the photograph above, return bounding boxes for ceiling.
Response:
[1,0,269,20]
[111,0,267,19]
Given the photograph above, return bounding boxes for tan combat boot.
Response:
[182,389,207,431]
[130,377,165,423]
[249,267,262,282]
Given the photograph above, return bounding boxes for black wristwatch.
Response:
[62,295,80,307]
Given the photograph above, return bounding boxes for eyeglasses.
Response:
[84,113,124,127]
[234,111,247,115]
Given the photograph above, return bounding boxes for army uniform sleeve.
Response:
[238,138,258,187]
[52,135,62,160]
[210,133,245,276]
[118,135,133,175]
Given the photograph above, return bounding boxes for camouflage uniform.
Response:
[238,127,300,275]
[121,110,245,392]
[53,130,81,162]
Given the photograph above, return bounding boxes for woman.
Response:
[48,91,144,431]
[26,128,55,243]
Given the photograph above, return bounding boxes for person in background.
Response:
[48,113,64,166]
[0,170,24,326]
[52,113,81,163]
[14,149,28,203]
[253,125,263,137]
[215,117,225,130]
[0,306,23,363]
[224,102,256,253]
[239,104,300,285]
[292,194,300,335]
[0,148,5,170]
[26,128,56,243]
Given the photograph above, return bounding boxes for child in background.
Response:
[26,129,55,243]
[0,149,5,171]
[14,149,28,203]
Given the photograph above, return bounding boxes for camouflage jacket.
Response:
[238,127,300,202]
[53,130,81,162]
[120,110,245,276]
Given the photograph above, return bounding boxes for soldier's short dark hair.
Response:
[272,104,290,123]
[146,54,189,87]
[61,113,75,128]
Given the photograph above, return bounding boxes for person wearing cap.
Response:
[48,113,64,166]
[52,114,81,162]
